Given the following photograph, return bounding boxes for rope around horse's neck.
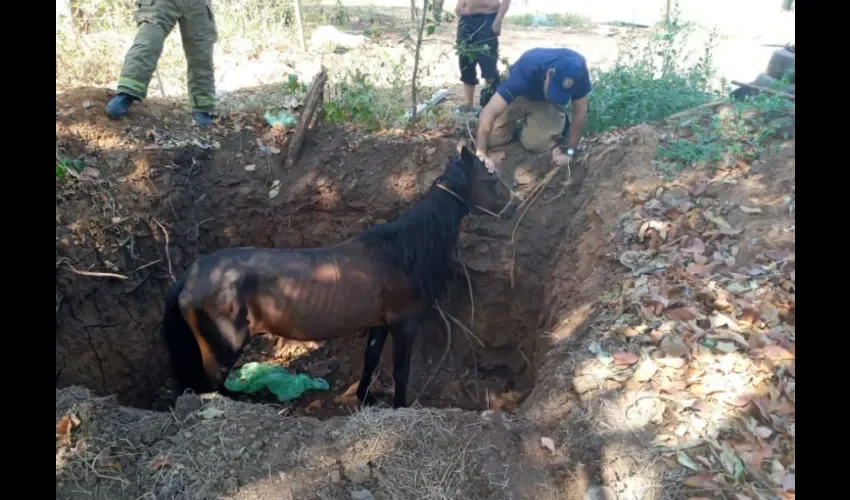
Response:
[434,182,505,219]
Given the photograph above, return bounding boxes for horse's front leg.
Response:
[356,326,390,406]
[390,316,419,409]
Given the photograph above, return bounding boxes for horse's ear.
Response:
[459,144,477,169]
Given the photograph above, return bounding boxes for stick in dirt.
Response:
[285,69,327,169]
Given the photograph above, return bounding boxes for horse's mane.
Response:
[358,157,469,304]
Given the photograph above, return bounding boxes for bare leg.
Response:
[464,83,476,107]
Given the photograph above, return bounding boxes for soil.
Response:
[57,88,795,500]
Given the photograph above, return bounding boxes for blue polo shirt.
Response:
[495,48,592,106]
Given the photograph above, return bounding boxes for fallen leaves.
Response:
[613,351,639,366]
[197,406,225,420]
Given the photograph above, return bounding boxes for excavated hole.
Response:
[56,121,589,420]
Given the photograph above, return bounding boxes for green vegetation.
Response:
[503,13,592,29]
[584,2,719,133]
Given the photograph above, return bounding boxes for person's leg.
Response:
[518,101,567,153]
[456,15,482,112]
[475,13,501,108]
[487,97,531,149]
[179,0,219,128]
[106,0,180,119]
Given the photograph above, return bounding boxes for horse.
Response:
[161,143,516,408]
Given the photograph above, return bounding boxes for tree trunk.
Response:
[293,0,306,51]
[286,69,327,169]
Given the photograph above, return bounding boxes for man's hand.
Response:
[492,17,503,36]
[551,148,572,168]
[477,150,497,173]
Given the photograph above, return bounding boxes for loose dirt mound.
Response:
[57,88,795,500]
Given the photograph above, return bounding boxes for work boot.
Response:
[193,111,214,129]
[105,92,137,119]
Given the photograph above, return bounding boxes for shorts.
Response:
[456,13,500,86]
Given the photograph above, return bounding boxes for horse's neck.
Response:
[363,186,467,300]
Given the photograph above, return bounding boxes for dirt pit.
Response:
[58,88,795,500]
[56,88,589,419]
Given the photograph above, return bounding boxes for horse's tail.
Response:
[162,274,213,394]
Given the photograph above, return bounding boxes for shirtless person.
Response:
[455,0,512,112]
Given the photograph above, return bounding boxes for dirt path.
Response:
[56,89,795,500]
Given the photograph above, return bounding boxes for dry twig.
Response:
[510,165,562,289]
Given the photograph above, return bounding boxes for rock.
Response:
[174,393,203,417]
[343,462,371,484]
[350,488,376,500]
[585,485,618,500]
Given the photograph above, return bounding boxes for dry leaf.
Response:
[703,210,732,230]
[709,311,742,332]
[540,437,556,453]
[660,335,689,357]
[633,359,658,382]
[150,457,171,470]
[686,263,705,275]
[82,100,92,109]
[665,306,701,321]
[56,413,81,443]
[738,205,762,214]
[657,356,687,368]
[708,329,749,349]
[683,473,722,490]
[244,164,257,172]
[198,407,225,420]
[613,351,639,366]
[754,426,773,439]
[761,344,794,361]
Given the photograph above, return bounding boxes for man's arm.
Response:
[492,0,512,34]
[476,92,509,159]
[565,95,588,150]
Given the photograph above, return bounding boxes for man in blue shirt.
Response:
[474,48,592,172]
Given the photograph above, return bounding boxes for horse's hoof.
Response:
[360,394,378,406]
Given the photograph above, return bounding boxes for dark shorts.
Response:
[456,12,499,85]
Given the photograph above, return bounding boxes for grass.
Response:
[503,12,592,29]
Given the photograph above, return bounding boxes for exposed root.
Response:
[510,165,561,289]
[57,257,128,280]
[152,218,175,284]
[439,307,486,348]
[414,302,453,405]
[457,248,475,329]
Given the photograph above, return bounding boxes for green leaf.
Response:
[676,451,700,471]
[426,24,436,35]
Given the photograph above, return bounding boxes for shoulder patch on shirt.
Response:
[562,77,574,89]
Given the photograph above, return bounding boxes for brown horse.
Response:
[161,143,516,408]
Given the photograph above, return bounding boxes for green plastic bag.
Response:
[224,362,329,402]
[264,110,297,128]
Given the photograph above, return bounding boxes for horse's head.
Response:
[437,141,516,220]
